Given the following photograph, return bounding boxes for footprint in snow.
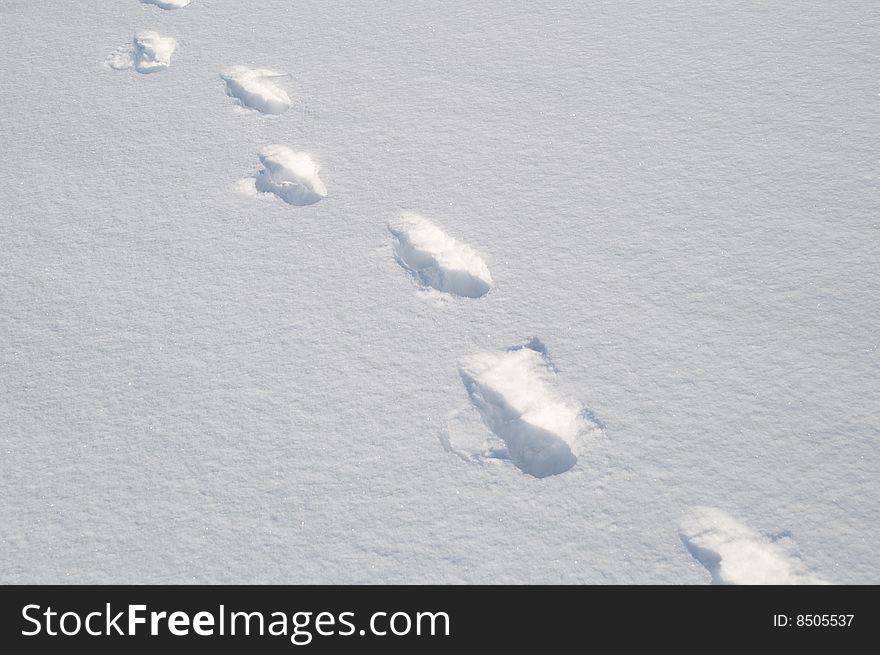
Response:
[141,0,191,9]
[679,506,829,584]
[106,32,177,74]
[389,213,492,299]
[221,66,292,115]
[444,338,602,478]
[236,145,327,206]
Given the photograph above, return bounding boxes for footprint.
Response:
[106,32,177,74]
[221,66,292,115]
[239,145,327,206]
[452,339,600,478]
[389,213,492,298]
[679,507,829,584]
[141,0,191,8]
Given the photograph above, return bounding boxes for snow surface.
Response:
[0,1,877,584]
[390,213,493,298]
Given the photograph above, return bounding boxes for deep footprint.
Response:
[679,506,829,584]
[141,0,191,8]
[243,145,327,206]
[106,32,177,74]
[456,339,598,478]
[389,213,492,298]
[221,66,292,115]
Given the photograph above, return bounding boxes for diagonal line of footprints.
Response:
[104,0,831,584]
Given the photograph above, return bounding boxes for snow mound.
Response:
[253,145,327,206]
[389,213,492,298]
[457,340,596,478]
[221,66,292,115]
[679,507,829,585]
[106,32,177,74]
[141,0,191,9]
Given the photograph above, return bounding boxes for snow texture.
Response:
[390,213,492,298]
[106,31,177,74]
[680,507,829,585]
[253,145,327,206]
[457,339,598,478]
[1,0,877,584]
[221,66,292,115]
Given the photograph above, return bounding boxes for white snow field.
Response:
[680,507,828,585]
[0,1,877,584]
[390,213,492,298]
[221,66,292,115]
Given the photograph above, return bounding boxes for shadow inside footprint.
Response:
[680,533,725,584]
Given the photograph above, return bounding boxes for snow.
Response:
[253,145,327,206]
[389,213,492,298]
[456,340,598,478]
[221,66,292,115]
[680,507,828,584]
[106,32,177,74]
[0,1,877,584]
[142,0,191,9]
